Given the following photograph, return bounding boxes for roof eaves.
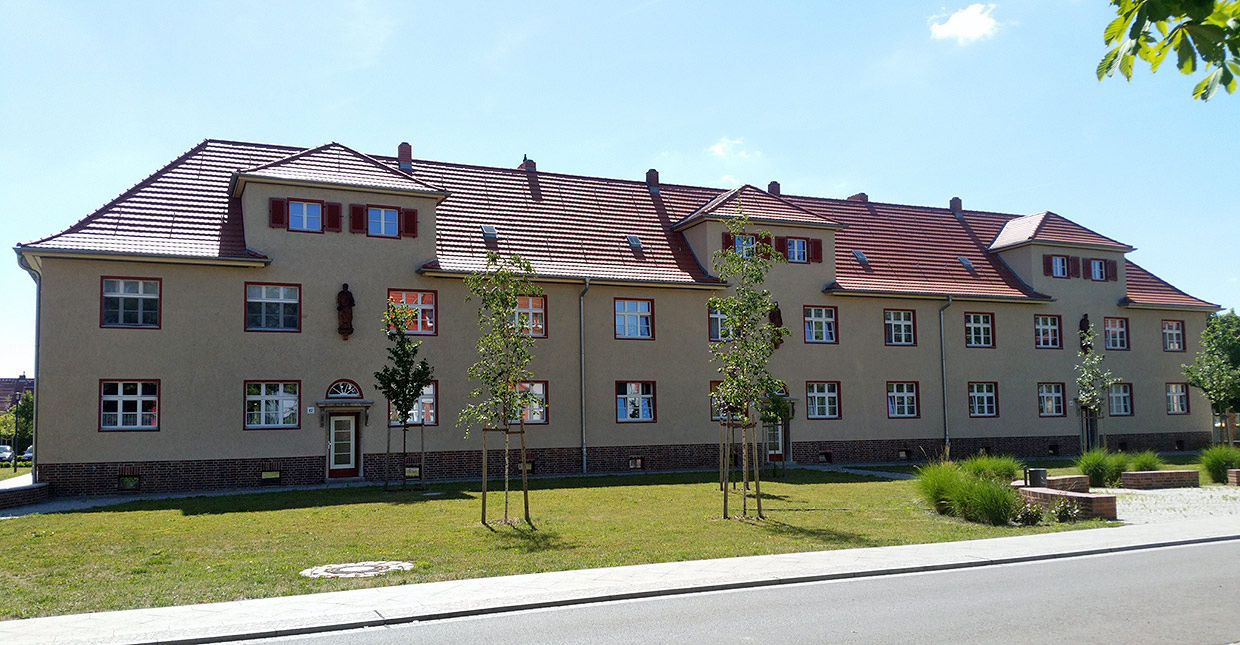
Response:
[15,246,271,266]
[988,238,1136,253]
[418,265,727,290]
[822,283,1052,303]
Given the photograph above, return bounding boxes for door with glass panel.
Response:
[328,415,358,478]
[766,420,785,462]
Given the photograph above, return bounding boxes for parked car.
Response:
[21,446,33,462]
[0,445,12,462]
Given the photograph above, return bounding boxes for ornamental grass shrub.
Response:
[1127,450,1164,472]
[949,476,1018,526]
[916,462,965,515]
[1200,444,1240,483]
[959,454,1024,482]
[1077,449,1128,487]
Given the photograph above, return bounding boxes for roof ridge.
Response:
[349,146,447,193]
[736,184,840,224]
[238,141,337,173]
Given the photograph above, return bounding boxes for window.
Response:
[368,206,399,237]
[1103,317,1129,350]
[786,238,808,263]
[245,381,299,429]
[616,381,655,422]
[513,295,546,337]
[390,382,437,426]
[964,312,994,348]
[1166,383,1189,415]
[326,380,362,398]
[101,277,160,328]
[708,307,733,341]
[806,382,841,419]
[1089,259,1107,281]
[100,380,158,431]
[1034,315,1061,349]
[288,201,322,232]
[511,381,547,424]
[245,283,300,331]
[884,310,916,346]
[734,234,757,258]
[710,381,724,421]
[1109,383,1133,416]
[1050,255,1069,278]
[1162,320,1185,352]
[388,290,437,335]
[803,306,838,344]
[887,382,919,418]
[1038,383,1065,417]
[968,382,998,418]
[615,299,654,339]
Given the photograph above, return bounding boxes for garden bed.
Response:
[1017,487,1117,520]
[1120,469,1199,489]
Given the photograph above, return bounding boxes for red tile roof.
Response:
[16,139,1213,308]
[0,377,33,411]
[1122,261,1218,309]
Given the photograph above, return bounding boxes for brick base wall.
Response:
[1229,469,1240,486]
[1013,475,1089,493]
[37,457,325,497]
[1017,487,1117,520]
[1106,432,1211,452]
[1120,469,1200,489]
[0,482,49,509]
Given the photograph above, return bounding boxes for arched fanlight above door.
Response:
[326,379,362,399]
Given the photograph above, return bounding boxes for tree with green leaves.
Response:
[708,204,789,519]
[9,391,33,471]
[374,299,435,489]
[1075,323,1122,451]
[1183,309,1240,443]
[1097,0,1240,100]
[458,251,543,526]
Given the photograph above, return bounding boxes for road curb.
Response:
[116,531,1240,645]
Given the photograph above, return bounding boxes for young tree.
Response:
[458,251,543,526]
[9,391,33,472]
[709,204,789,519]
[1075,323,1122,451]
[1183,309,1240,443]
[374,299,435,489]
[1097,0,1240,100]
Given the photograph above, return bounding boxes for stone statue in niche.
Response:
[769,303,784,349]
[1079,313,1092,353]
[337,284,355,340]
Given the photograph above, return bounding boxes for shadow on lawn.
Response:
[755,519,888,549]
[493,525,574,554]
[66,486,474,516]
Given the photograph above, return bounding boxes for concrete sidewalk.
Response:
[7,516,1240,645]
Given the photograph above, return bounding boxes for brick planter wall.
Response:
[1013,475,1089,493]
[1120,470,1200,489]
[1229,469,1240,486]
[1017,487,1117,520]
[0,482,49,509]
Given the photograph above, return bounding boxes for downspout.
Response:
[16,251,40,477]
[578,277,591,473]
[938,295,953,460]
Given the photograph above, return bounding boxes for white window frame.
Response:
[615,299,654,339]
[1166,383,1190,415]
[1050,255,1069,278]
[734,234,757,258]
[708,307,732,342]
[390,383,437,426]
[887,382,918,418]
[100,380,158,430]
[245,382,299,429]
[803,306,837,343]
[1162,320,1185,352]
[512,295,547,338]
[1038,383,1065,417]
[288,200,322,232]
[102,278,160,328]
[807,382,840,419]
[964,312,993,348]
[510,381,547,424]
[389,290,436,335]
[884,310,915,346]
[368,206,399,237]
[1103,317,1129,350]
[1034,315,1061,349]
[245,284,300,331]
[968,382,998,417]
[786,238,808,263]
[1089,258,1106,281]
[616,381,655,422]
[1109,383,1132,416]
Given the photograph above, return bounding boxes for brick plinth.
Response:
[0,482,49,509]
[1106,431,1211,452]
[1012,475,1089,493]
[1017,487,1117,520]
[1229,469,1240,486]
[37,457,325,497]
[1120,470,1200,489]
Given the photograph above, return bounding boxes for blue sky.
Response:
[1,1,1236,376]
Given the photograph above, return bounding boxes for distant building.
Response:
[0,374,33,411]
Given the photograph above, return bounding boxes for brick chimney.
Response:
[847,192,868,202]
[397,142,412,171]
[949,196,962,213]
[767,181,780,196]
[646,168,659,190]
[518,155,536,171]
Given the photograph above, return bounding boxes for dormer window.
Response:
[368,207,399,237]
[734,235,756,258]
[1090,259,1107,281]
[786,238,808,263]
[1050,255,1069,278]
[289,201,322,232]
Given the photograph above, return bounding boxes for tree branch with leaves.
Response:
[1183,309,1240,443]
[374,299,434,488]
[1075,323,1122,449]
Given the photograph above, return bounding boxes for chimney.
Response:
[847,192,868,202]
[397,142,412,171]
[767,181,780,196]
[949,196,963,214]
[646,168,659,191]
[518,154,536,171]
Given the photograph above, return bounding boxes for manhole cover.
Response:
[300,561,416,578]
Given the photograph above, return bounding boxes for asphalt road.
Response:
[245,541,1240,645]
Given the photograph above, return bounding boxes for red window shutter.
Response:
[1107,259,1119,281]
[324,203,342,232]
[349,204,366,233]
[401,208,418,238]
[1069,256,1081,278]
[268,198,287,228]
[809,238,823,263]
[760,234,773,259]
[774,236,788,257]
[722,232,734,251]
[1042,254,1053,276]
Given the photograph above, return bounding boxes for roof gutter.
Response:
[14,247,271,268]
[15,250,40,475]
[578,278,591,474]
[938,295,954,460]
[822,285,1051,303]
[418,268,726,291]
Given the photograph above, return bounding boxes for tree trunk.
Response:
[719,420,726,492]
[1228,412,1237,446]
[481,430,488,525]
[722,417,730,519]
[384,422,392,491]
[741,423,750,517]
[752,424,764,519]
[520,420,530,525]
[420,422,426,489]
[504,430,510,525]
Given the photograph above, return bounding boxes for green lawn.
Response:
[0,466,30,481]
[852,454,1220,484]
[0,470,1105,620]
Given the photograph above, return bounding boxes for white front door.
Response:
[328,415,358,477]
[766,421,785,461]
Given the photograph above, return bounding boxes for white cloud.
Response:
[930,4,998,45]
[708,137,743,157]
[720,174,741,186]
